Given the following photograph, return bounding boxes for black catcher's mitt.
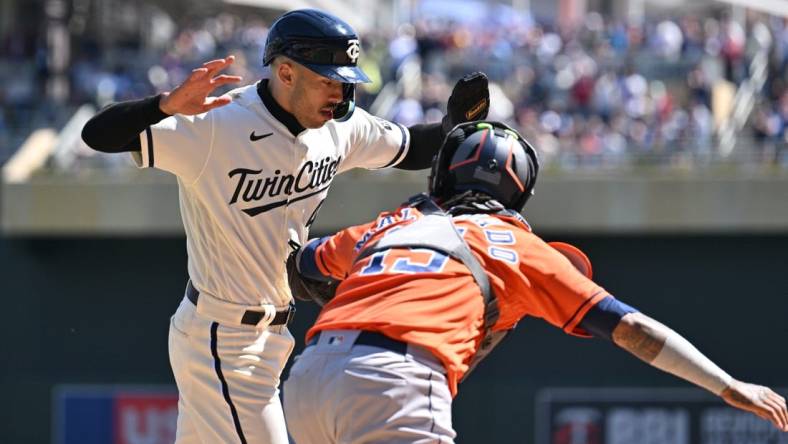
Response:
[442,72,490,134]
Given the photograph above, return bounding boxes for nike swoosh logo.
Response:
[249,131,273,142]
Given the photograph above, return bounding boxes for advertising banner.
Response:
[53,385,178,444]
[536,387,788,444]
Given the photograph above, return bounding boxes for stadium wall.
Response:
[1,233,786,443]
[4,170,788,235]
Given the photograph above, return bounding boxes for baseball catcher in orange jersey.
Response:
[282,121,788,443]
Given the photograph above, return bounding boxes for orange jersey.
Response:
[308,206,607,396]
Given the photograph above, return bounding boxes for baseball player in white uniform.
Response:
[81,8,491,444]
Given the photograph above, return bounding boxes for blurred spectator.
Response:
[720,14,746,82]
[394,7,787,170]
[654,19,684,61]
[390,95,425,127]
[1,4,786,171]
[389,24,418,77]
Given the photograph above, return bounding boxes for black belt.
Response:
[308,330,408,355]
[186,281,295,326]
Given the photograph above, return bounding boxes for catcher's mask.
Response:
[263,9,370,121]
[429,121,540,212]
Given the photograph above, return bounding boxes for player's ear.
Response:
[276,58,295,88]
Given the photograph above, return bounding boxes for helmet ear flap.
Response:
[333,84,356,121]
[444,125,467,157]
[430,124,468,198]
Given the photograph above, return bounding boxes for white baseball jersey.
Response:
[132,83,410,306]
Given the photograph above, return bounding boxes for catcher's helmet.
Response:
[429,121,540,212]
[263,9,370,120]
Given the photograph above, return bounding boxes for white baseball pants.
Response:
[168,295,295,444]
[283,329,456,444]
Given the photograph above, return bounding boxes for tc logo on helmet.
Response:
[346,39,360,63]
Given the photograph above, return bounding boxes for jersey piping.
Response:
[380,123,409,169]
[145,127,154,167]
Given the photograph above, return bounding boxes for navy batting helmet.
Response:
[429,121,540,212]
[263,9,370,120]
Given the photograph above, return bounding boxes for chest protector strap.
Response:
[354,193,510,381]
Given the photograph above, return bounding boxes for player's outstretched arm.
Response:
[158,55,242,116]
[82,55,242,153]
[612,312,788,432]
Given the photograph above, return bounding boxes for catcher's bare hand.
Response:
[159,55,243,116]
[721,380,788,431]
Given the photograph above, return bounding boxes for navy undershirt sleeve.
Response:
[396,122,444,170]
[81,95,170,153]
[578,295,638,341]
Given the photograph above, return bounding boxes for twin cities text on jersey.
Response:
[228,156,341,217]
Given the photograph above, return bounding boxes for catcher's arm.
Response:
[545,240,786,430]
[612,312,788,432]
[286,238,339,306]
[288,219,378,305]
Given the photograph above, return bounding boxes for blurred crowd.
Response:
[1,5,787,170]
[387,9,788,169]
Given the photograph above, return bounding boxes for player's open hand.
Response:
[159,55,243,116]
[721,380,788,432]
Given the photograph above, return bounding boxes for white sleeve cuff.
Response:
[131,127,154,168]
[377,123,410,169]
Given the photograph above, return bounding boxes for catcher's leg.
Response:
[337,345,456,444]
[286,330,456,444]
[283,349,336,444]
